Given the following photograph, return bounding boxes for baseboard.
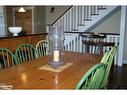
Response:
[123,60,127,64]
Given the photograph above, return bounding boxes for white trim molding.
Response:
[118,6,127,66]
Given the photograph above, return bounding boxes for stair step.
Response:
[84,19,92,21]
[71,29,78,31]
[91,13,99,15]
[98,8,107,10]
[64,31,71,32]
[78,24,85,26]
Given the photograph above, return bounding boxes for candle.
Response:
[53,50,59,62]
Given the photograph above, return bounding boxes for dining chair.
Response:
[36,40,49,57]
[0,48,18,69]
[100,45,117,88]
[15,44,38,64]
[75,63,106,89]
[81,33,106,54]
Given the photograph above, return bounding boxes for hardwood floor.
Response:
[107,64,127,89]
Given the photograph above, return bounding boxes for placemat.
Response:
[38,63,73,73]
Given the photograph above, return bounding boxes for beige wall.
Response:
[46,6,70,25]
[123,31,127,61]
[34,6,70,32]
[34,6,46,33]
[91,9,127,63]
[123,13,127,61]
[91,10,121,34]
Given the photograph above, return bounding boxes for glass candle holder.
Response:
[48,26,64,68]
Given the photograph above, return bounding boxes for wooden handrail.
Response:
[64,32,120,35]
[47,6,73,26]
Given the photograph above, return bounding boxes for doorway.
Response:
[14,9,32,34]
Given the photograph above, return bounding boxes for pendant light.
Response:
[18,7,26,12]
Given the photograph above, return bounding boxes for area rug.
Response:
[38,63,73,73]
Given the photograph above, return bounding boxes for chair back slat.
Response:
[0,48,17,69]
[75,63,106,89]
[15,44,37,64]
[2,50,6,68]
[36,40,49,57]
[100,45,118,88]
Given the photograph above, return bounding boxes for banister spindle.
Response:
[77,6,80,26]
[65,13,68,32]
[75,6,78,31]
[71,7,74,31]
[73,7,76,30]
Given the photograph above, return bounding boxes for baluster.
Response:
[69,41,71,51]
[79,6,82,25]
[75,37,78,52]
[85,6,91,21]
[77,6,80,25]
[68,11,70,32]
[71,7,74,31]
[75,6,78,31]
[91,6,97,15]
[89,5,91,20]
[63,15,66,32]
[84,6,86,20]
[80,6,85,26]
[95,6,99,15]
[59,18,63,29]
[65,13,68,32]
[77,35,80,52]
[82,6,85,25]
[91,6,93,15]
[72,39,74,51]
[72,6,77,31]
[79,34,82,52]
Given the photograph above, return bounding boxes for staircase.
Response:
[47,6,120,54]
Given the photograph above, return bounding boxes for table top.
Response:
[0,52,102,89]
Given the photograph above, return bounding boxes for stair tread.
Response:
[71,29,78,31]
[98,8,107,10]
[78,24,85,26]
[84,19,92,21]
[64,31,72,32]
[91,13,99,15]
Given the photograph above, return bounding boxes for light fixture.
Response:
[18,7,26,12]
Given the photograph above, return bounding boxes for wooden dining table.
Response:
[0,51,102,89]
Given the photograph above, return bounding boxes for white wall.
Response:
[91,10,121,34]
[46,6,70,25]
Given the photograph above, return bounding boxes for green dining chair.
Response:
[0,48,18,69]
[100,45,117,88]
[15,44,38,64]
[36,40,49,57]
[75,63,106,89]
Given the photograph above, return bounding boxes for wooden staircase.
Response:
[46,6,120,56]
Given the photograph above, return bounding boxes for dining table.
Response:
[0,51,102,89]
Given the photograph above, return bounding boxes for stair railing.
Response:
[47,6,107,33]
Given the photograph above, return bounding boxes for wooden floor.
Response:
[107,64,127,89]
